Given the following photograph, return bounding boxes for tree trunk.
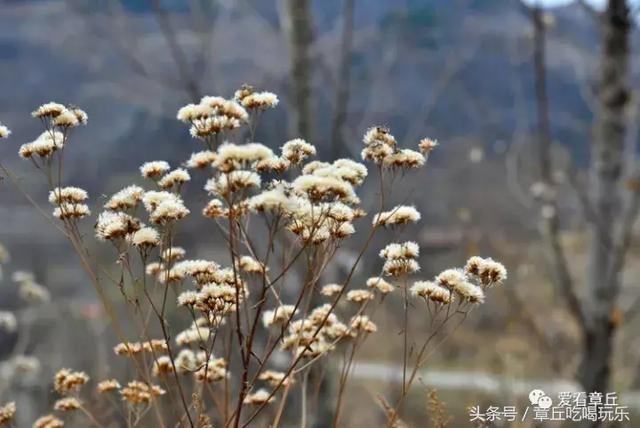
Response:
[581,0,630,396]
[285,0,314,140]
[330,0,355,160]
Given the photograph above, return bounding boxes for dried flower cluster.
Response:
[3,88,507,427]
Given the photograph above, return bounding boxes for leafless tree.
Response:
[330,0,355,160]
[524,0,638,411]
[284,0,314,140]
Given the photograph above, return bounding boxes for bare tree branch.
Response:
[529,5,587,328]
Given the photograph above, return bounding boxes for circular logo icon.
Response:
[529,389,546,405]
[538,395,553,409]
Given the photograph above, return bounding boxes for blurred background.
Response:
[1,0,640,426]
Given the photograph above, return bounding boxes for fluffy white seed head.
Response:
[140,161,171,179]
[31,102,66,118]
[105,186,145,211]
[373,206,421,227]
[240,91,279,110]
[281,139,316,164]
[49,187,88,205]
[130,227,160,248]
[0,124,11,139]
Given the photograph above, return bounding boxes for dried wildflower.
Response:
[52,110,79,128]
[49,187,89,205]
[148,194,190,224]
[129,227,160,248]
[255,156,290,173]
[54,368,89,395]
[152,356,174,377]
[382,149,425,169]
[0,402,16,424]
[205,171,261,196]
[333,222,355,238]
[178,290,199,307]
[240,91,279,110]
[292,175,356,203]
[0,124,11,139]
[19,131,64,158]
[307,304,335,325]
[363,126,396,147]
[96,379,120,393]
[464,256,483,277]
[54,397,81,412]
[197,282,247,313]
[321,283,343,297]
[113,342,142,356]
[52,203,90,220]
[366,277,394,294]
[262,305,297,328]
[380,242,420,260]
[332,159,368,183]
[361,126,396,164]
[186,150,217,169]
[0,311,17,333]
[198,96,228,113]
[452,280,485,304]
[114,339,167,355]
[105,185,144,211]
[203,199,226,218]
[32,102,66,118]
[259,370,295,387]
[243,389,274,405]
[177,103,213,123]
[411,281,452,304]
[175,349,197,374]
[143,340,168,352]
[323,202,354,222]
[146,262,163,276]
[248,183,300,213]
[193,356,228,383]
[234,84,254,102]
[190,116,240,138]
[95,211,140,240]
[161,266,187,285]
[216,143,274,172]
[347,289,375,303]
[281,139,316,164]
[161,246,186,262]
[19,281,50,303]
[350,315,377,334]
[465,257,507,286]
[140,161,171,179]
[419,138,438,154]
[302,161,330,175]
[158,168,191,190]
[120,381,166,405]
[373,206,421,227]
[218,99,249,121]
[68,107,88,125]
[176,259,220,283]
[383,259,420,277]
[237,256,267,274]
[176,326,211,346]
[33,414,64,428]
[435,269,467,291]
